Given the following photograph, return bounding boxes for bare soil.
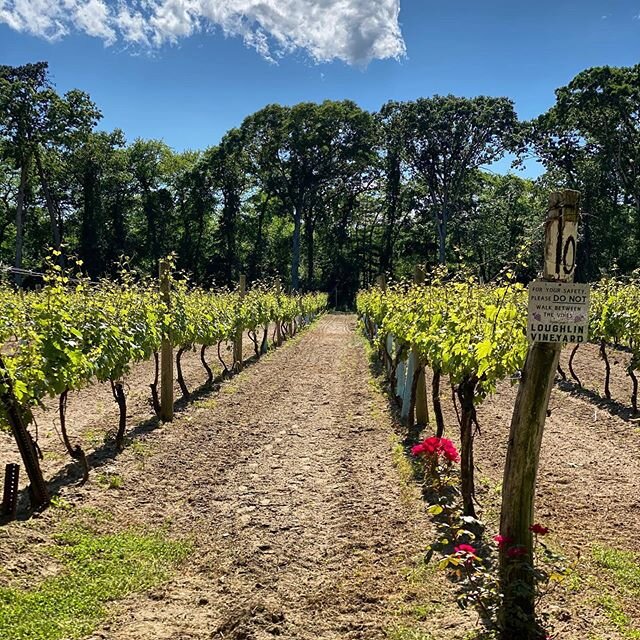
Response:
[0,316,469,640]
[2,318,640,640]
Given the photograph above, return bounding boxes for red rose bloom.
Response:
[411,443,426,456]
[411,436,460,463]
[441,439,460,463]
[454,543,477,556]
[493,534,513,549]
[506,545,528,558]
[529,523,549,535]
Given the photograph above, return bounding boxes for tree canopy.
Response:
[1,61,639,300]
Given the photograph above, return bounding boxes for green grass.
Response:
[0,526,190,640]
[593,545,640,639]
[95,472,123,489]
[386,626,436,640]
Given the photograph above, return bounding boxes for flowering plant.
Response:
[411,436,461,492]
[411,436,460,463]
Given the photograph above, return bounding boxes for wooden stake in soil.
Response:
[234,275,246,371]
[275,278,283,347]
[499,190,580,640]
[159,259,174,423]
[412,265,429,428]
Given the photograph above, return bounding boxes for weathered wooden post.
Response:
[234,275,246,370]
[159,259,174,423]
[275,278,283,347]
[499,190,583,639]
[412,265,429,427]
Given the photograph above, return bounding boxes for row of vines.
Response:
[357,275,640,513]
[0,258,328,487]
[356,274,640,638]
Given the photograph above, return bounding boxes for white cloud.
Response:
[73,0,116,44]
[0,0,406,65]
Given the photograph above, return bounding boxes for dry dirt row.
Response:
[1,315,467,640]
[2,317,640,639]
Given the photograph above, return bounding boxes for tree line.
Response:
[1,61,639,302]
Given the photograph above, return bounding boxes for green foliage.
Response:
[356,276,528,399]
[0,261,328,431]
[0,527,190,640]
[594,546,640,640]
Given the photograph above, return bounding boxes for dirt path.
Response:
[69,314,445,640]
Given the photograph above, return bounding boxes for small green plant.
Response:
[386,626,435,640]
[50,496,72,511]
[96,472,123,490]
[593,546,640,639]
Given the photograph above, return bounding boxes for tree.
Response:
[529,65,640,279]
[127,139,176,271]
[384,96,519,265]
[240,100,378,290]
[0,62,100,279]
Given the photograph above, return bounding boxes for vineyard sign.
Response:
[527,281,590,343]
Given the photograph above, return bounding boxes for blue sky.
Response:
[1,0,639,176]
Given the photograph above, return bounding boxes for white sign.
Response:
[527,280,590,344]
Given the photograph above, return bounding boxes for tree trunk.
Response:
[291,204,302,291]
[457,376,478,518]
[305,215,315,289]
[432,368,445,437]
[249,196,269,281]
[33,146,62,252]
[58,389,89,483]
[200,345,213,384]
[176,346,190,399]
[381,152,400,273]
[150,351,161,416]
[111,381,127,451]
[14,160,28,286]
[600,339,611,400]
[436,209,447,265]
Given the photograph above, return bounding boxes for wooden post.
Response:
[234,275,246,370]
[0,357,48,510]
[499,190,580,639]
[375,274,386,291]
[275,278,282,346]
[159,260,174,423]
[412,265,429,427]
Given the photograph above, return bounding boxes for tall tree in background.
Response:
[0,62,100,280]
[529,65,640,279]
[240,100,377,290]
[384,95,519,265]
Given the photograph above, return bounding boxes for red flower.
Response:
[441,439,460,463]
[506,545,528,558]
[529,523,549,536]
[423,436,440,454]
[411,443,426,456]
[493,534,513,549]
[454,543,477,556]
[411,436,460,463]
